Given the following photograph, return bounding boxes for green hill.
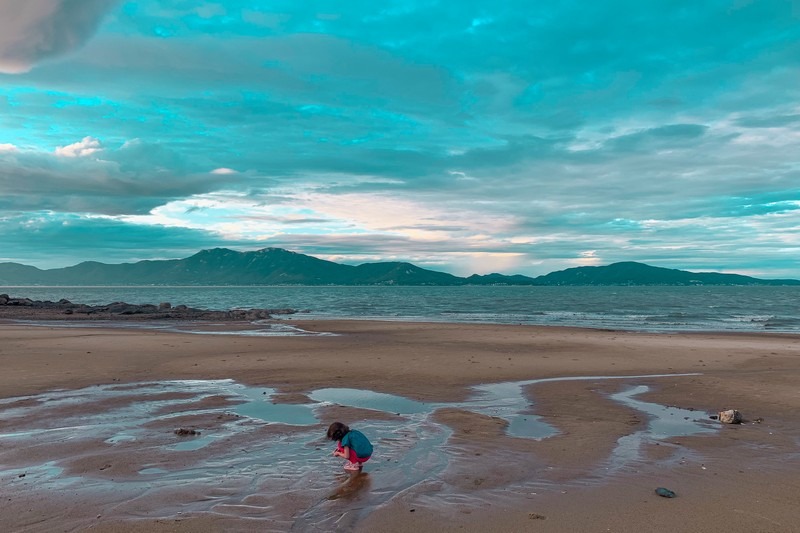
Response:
[535,261,800,286]
[0,249,797,286]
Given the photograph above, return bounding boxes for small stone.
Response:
[655,487,676,498]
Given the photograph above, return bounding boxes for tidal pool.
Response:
[0,373,716,529]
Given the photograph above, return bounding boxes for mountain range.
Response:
[0,247,797,286]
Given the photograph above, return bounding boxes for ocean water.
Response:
[3,285,800,333]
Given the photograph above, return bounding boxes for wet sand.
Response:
[1,319,799,532]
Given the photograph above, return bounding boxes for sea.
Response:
[2,285,800,334]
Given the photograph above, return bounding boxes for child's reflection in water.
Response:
[328,471,372,501]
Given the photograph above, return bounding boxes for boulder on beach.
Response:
[718,409,742,424]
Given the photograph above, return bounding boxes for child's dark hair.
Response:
[327,422,349,441]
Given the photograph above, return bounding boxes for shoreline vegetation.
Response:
[1,302,799,531]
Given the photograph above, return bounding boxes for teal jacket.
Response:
[341,429,373,458]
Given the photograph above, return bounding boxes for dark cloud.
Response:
[1,1,799,277]
[0,213,240,267]
[0,0,119,73]
[603,124,708,152]
[0,142,240,215]
[735,113,800,128]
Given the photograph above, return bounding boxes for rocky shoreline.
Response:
[0,294,298,321]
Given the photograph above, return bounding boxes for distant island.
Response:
[0,247,798,286]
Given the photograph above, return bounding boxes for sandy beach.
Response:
[1,318,799,532]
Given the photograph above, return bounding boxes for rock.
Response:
[114,304,160,315]
[106,302,131,313]
[174,428,200,436]
[268,308,298,315]
[655,487,676,498]
[718,409,742,424]
[245,309,271,320]
[0,295,293,323]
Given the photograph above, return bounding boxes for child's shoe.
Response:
[343,461,361,472]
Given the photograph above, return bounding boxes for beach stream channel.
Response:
[0,373,717,531]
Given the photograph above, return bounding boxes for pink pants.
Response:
[337,443,371,464]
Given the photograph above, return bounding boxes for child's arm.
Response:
[333,445,350,459]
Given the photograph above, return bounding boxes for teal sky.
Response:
[1,1,799,278]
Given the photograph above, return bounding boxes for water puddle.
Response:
[105,434,137,444]
[172,321,337,337]
[232,386,319,426]
[171,433,220,451]
[138,467,169,475]
[310,388,430,415]
[0,373,716,529]
[613,384,716,440]
[603,384,718,470]
[9,319,336,337]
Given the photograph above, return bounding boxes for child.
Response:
[327,421,373,472]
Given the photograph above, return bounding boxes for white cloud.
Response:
[456,251,526,276]
[0,143,18,152]
[55,136,103,158]
[211,167,238,175]
[0,0,118,74]
[301,191,519,239]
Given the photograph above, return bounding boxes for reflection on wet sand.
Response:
[13,318,338,337]
[0,373,716,530]
[328,472,372,501]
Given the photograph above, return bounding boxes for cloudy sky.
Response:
[1,1,799,278]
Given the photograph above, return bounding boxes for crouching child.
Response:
[327,421,373,472]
